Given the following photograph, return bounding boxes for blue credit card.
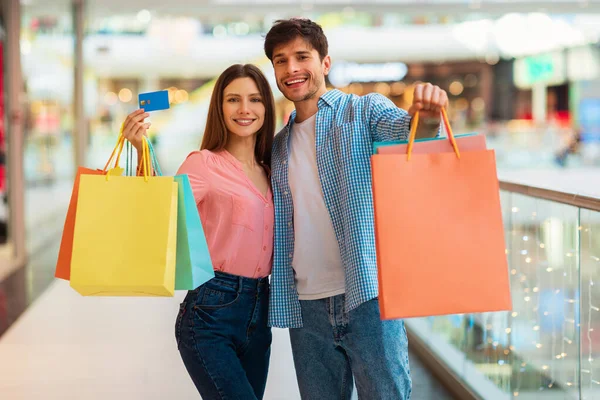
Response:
[138,90,170,112]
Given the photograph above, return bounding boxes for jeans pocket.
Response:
[194,283,240,311]
[175,301,187,348]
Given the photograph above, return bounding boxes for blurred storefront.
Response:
[0,33,8,249]
[488,45,600,168]
[1,0,26,272]
[17,0,76,263]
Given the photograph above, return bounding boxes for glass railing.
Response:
[407,182,600,400]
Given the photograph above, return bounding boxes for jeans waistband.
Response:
[211,271,269,293]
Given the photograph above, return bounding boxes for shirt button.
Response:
[288,222,292,227]
[284,191,289,195]
[263,246,267,251]
[283,161,287,165]
[265,203,269,208]
[288,253,292,258]
[265,225,268,231]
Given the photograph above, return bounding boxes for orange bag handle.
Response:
[102,126,127,172]
[406,108,460,160]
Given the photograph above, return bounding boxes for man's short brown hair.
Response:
[264,18,329,61]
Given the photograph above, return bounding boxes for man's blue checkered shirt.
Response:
[269,89,413,328]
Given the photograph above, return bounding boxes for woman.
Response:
[121,64,276,399]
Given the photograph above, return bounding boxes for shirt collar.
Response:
[318,89,345,108]
[285,89,345,130]
[218,149,243,171]
[219,148,271,177]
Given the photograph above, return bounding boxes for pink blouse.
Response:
[176,149,274,279]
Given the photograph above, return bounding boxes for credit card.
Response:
[138,90,170,112]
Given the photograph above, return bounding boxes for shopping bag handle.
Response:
[124,138,159,177]
[406,108,460,161]
[106,136,150,182]
[146,140,163,176]
[103,135,125,172]
[102,126,128,173]
[140,136,150,181]
[103,123,153,181]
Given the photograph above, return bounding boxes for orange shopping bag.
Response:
[371,110,511,319]
[55,136,127,280]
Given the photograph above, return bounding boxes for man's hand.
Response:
[408,83,449,139]
[408,83,448,118]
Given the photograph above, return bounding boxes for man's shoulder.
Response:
[358,92,394,107]
[331,91,392,112]
[272,126,288,153]
[274,125,288,141]
[325,91,394,126]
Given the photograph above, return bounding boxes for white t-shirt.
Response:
[288,114,346,300]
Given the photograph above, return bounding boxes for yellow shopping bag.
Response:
[70,137,178,296]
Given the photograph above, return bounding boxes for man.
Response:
[264,18,448,399]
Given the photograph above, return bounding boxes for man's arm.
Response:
[368,83,448,143]
[366,94,412,143]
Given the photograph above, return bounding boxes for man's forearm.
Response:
[414,117,441,139]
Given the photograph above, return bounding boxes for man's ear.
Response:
[323,55,332,75]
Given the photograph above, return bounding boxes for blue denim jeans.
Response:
[289,295,411,400]
[175,272,272,399]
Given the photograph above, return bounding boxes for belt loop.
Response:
[237,276,244,294]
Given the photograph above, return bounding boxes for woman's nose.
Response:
[238,100,250,114]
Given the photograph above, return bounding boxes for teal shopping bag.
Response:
[143,141,214,290]
[174,174,214,290]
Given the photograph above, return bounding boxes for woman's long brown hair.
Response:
[200,64,275,168]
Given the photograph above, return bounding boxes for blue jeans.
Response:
[289,295,411,400]
[175,272,272,399]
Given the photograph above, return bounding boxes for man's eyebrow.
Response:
[273,50,311,58]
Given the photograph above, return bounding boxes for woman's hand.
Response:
[122,109,151,152]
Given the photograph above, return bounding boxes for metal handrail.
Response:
[499,181,600,212]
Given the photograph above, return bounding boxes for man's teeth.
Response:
[287,79,306,85]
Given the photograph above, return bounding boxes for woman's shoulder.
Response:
[179,149,227,172]
[182,149,220,163]
[178,149,208,174]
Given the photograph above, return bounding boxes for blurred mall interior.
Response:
[0,0,599,399]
